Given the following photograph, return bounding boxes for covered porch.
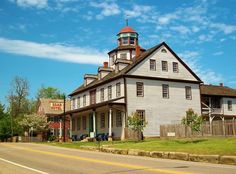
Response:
[68,102,126,141]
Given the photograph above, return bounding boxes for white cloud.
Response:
[192,26,200,33]
[170,25,191,35]
[90,2,120,19]
[9,0,48,9]
[82,11,93,21]
[198,34,213,42]
[158,13,178,25]
[200,70,224,84]
[213,51,223,56]
[210,23,236,34]
[124,4,152,18]
[179,51,223,84]
[179,51,200,59]
[0,37,107,65]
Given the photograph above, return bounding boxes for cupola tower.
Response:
[108,22,145,68]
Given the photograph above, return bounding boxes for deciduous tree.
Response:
[181,109,203,132]
[36,86,64,99]
[8,76,29,117]
[128,112,147,141]
[19,114,50,133]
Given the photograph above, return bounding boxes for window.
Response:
[161,48,167,53]
[173,62,179,73]
[122,37,128,45]
[100,113,105,129]
[77,97,80,108]
[72,118,76,131]
[83,94,86,107]
[108,85,112,100]
[162,61,168,71]
[100,88,104,102]
[77,117,81,131]
[116,110,122,127]
[90,90,96,105]
[228,100,232,111]
[72,98,76,109]
[130,37,135,45]
[136,110,145,125]
[136,82,144,97]
[82,116,86,130]
[120,53,127,59]
[162,84,169,98]
[185,86,192,100]
[116,83,121,97]
[54,116,59,122]
[150,59,156,71]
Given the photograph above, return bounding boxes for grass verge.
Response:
[39,138,236,156]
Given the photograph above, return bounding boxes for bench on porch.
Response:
[95,132,114,141]
[72,134,89,141]
[72,132,113,142]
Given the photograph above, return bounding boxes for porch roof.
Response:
[201,84,236,98]
[57,96,125,116]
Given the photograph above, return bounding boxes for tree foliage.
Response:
[128,112,147,132]
[181,109,203,132]
[0,101,24,141]
[37,86,64,99]
[19,114,50,132]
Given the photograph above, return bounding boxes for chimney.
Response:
[219,83,224,87]
[136,45,141,57]
[103,62,108,68]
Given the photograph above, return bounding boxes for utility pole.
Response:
[10,98,14,142]
[63,94,66,142]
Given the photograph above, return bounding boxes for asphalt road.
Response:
[0,143,235,174]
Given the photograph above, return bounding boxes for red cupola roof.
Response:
[119,26,136,34]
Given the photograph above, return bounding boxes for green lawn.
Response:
[42,138,236,156]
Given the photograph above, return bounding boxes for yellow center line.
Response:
[0,143,192,174]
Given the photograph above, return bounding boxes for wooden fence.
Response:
[160,120,236,138]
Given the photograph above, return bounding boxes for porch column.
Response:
[59,119,62,140]
[69,114,72,138]
[109,107,112,141]
[121,111,126,140]
[93,110,96,135]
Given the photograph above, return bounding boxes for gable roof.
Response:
[38,98,71,115]
[69,42,202,96]
[200,84,236,97]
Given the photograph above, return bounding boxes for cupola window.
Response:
[130,37,135,45]
[122,37,128,45]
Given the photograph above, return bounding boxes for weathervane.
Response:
[125,15,129,26]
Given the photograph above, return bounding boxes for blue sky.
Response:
[0,0,236,105]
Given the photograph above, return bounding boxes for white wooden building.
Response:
[201,84,236,123]
[64,25,203,140]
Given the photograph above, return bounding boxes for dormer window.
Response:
[120,53,127,59]
[122,37,128,45]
